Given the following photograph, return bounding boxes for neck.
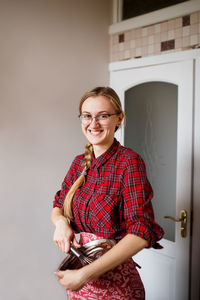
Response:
[93,139,114,158]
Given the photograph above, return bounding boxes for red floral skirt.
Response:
[67,232,145,300]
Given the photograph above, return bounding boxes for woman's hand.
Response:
[53,218,81,253]
[54,269,87,291]
[51,207,81,253]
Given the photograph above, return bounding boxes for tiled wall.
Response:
[110,11,200,62]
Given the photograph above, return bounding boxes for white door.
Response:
[110,60,193,300]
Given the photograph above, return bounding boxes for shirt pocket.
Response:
[89,194,120,234]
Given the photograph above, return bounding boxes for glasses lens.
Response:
[97,114,110,121]
[80,114,91,124]
[79,113,117,124]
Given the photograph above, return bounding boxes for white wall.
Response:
[0,1,110,299]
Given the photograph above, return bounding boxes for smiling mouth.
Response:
[88,129,104,136]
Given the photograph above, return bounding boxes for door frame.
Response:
[190,57,200,300]
[109,49,200,300]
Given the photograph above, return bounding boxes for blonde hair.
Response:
[64,87,124,220]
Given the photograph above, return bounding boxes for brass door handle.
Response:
[164,209,187,238]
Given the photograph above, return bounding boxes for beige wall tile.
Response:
[161,32,168,41]
[190,35,198,45]
[148,44,154,55]
[175,27,183,38]
[124,50,131,59]
[131,48,136,57]
[131,29,136,39]
[119,43,124,51]
[175,38,182,48]
[175,17,182,28]
[124,41,130,50]
[182,36,190,47]
[183,26,190,37]
[142,36,148,46]
[168,19,175,30]
[136,28,142,38]
[113,44,119,53]
[112,53,119,62]
[135,38,142,47]
[148,25,154,35]
[119,51,124,60]
[113,34,118,45]
[116,52,120,61]
[135,47,142,56]
[148,35,154,44]
[155,43,161,54]
[191,12,198,24]
[155,23,161,33]
[161,22,168,32]
[191,24,198,35]
[130,40,136,48]
[154,33,161,43]
[168,30,175,40]
[142,27,148,37]
[125,31,131,41]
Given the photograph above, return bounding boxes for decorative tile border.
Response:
[110,11,200,62]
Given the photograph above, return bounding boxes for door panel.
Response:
[135,248,175,300]
[124,82,177,242]
[110,60,193,300]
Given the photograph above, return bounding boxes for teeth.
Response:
[89,130,102,136]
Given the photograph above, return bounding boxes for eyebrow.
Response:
[81,111,110,114]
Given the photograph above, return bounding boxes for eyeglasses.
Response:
[79,113,119,125]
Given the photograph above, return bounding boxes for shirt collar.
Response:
[91,138,120,169]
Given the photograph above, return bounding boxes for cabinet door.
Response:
[110,60,193,300]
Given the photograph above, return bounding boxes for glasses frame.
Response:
[78,113,120,124]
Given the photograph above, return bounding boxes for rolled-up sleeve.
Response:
[121,155,164,248]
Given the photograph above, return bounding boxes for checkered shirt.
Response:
[53,139,164,248]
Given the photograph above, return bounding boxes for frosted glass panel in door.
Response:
[124,82,178,242]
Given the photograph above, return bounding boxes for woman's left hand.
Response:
[54,269,87,291]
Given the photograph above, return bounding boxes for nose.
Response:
[89,117,100,127]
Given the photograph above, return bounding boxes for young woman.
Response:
[52,87,164,299]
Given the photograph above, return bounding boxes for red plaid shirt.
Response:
[54,139,164,248]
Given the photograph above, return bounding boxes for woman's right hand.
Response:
[53,219,81,253]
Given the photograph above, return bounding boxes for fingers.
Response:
[60,239,68,253]
[54,269,86,291]
[72,236,81,248]
[53,221,81,253]
[54,270,64,279]
[57,238,80,253]
[54,270,67,288]
[54,238,70,253]
[53,224,74,253]
[64,241,70,253]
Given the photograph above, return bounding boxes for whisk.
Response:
[70,246,93,266]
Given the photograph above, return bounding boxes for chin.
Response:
[85,132,104,143]
[87,138,105,145]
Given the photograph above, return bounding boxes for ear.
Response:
[117,112,124,126]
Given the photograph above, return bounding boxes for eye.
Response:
[81,114,92,120]
[98,114,109,120]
